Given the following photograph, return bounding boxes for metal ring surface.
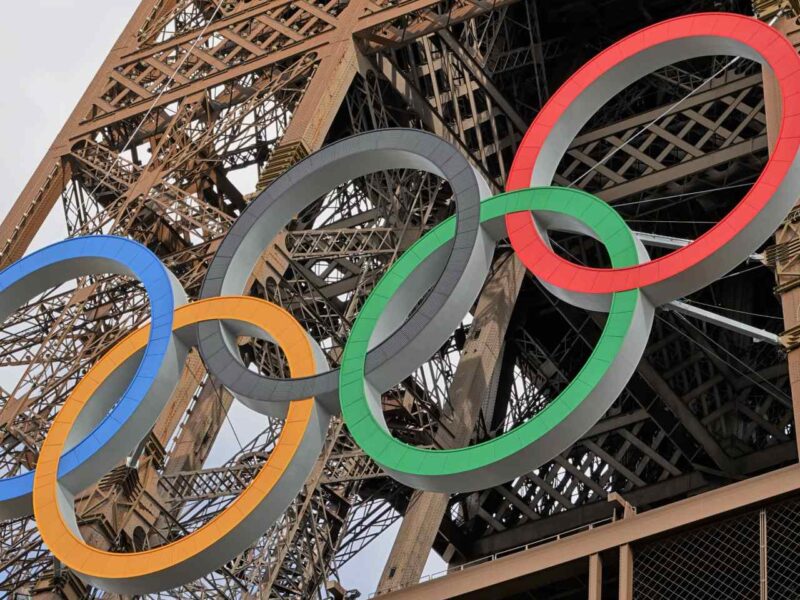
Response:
[0,236,187,520]
[198,129,492,414]
[5,11,800,595]
[33,297,329,594]
[340,187,654,492]
[506,13,800,308]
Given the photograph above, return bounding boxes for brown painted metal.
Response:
[0,0,796,597]
[379,464,800,599]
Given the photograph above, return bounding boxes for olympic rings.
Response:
[340,187,654,492]
[506,13,800,309]
[0,236,187,520]
[33,297,329,594]
[198,129,492,414]
[2,11,799,595]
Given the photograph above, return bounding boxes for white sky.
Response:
[0,1,139,248]
[0,1,444,595]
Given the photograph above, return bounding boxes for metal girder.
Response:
[665,301,780,346]
[377,253,526,594]
[466,471,712,558]
[634,230,764,264]
[0,0,512,266]
[0,1,796,597]
[766,18,800,461]
[0,0,495,592]
[389,463,800,599]
[557,71,768,202]
[374,25,525,185]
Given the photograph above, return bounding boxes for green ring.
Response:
[339,187,647,491]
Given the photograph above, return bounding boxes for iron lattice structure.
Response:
[1,0,799,598]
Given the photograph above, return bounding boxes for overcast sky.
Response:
[0,1,444,596]
[0,1,138,248]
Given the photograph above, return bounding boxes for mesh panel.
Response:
[633,512,761,599]
[767,500,800,599]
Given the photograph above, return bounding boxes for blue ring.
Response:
[0,236,179,519]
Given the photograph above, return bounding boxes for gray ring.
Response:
[198,129,491,414]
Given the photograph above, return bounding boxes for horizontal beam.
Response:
[634,230,764,263]
[120,0,300,64]
[664,300,780,346]
[570,136,768,202]
[570,74,764,147]
[72,39,327,137]
[466,471,709,559]
[380,464,800,599]
[465,439,797,559]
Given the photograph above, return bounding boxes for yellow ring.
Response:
[32,296,324,594]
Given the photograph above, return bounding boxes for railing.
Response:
[368,514,615,597]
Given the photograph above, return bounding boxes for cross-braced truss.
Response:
[0,0,795,598]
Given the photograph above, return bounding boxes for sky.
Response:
[0,1,444,596]
[0,1,139,248]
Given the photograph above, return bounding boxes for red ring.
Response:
[506,13,800,300]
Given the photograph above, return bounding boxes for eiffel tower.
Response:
[3,0,800,598]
